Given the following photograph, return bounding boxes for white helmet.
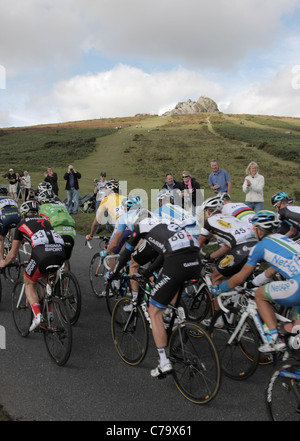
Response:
[132,208,153,226]
[201,196,223,214]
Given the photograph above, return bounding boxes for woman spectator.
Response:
[20,171,31,201]
[242,161,264,212]
[181,170,201,214]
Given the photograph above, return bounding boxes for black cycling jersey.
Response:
[278,206,300,231]
[114,218,199,274]
[14,217,65,281]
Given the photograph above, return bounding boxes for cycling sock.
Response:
[31,302,41,317]
[132,291,138,301]
[269,328,278,341]
[157,346,169,366]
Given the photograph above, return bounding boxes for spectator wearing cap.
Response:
[6,168,19,201]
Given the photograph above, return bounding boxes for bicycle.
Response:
[54,265,81,325]
[266,357,300,421]
[104,255,132,315]
[87,235,111,298]
[3,225,21,283]
[11,264,72,366]
[111,273,221,405]
[181,258,214,323]
[208,288,295,381]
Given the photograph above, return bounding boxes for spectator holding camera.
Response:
[64,165,81,215]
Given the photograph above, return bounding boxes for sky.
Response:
[0,0,300,128]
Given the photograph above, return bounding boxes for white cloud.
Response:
[223,66,300,117]
[36,64,224,122]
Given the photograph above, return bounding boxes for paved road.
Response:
[0,235,273,422]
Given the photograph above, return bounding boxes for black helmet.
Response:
[0,186,8,195]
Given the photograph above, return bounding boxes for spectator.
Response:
[242,161,264,212]
[44,167,59,196]
[64,165,81,214]
[181,170,201,214]
[20,170,31,201]
[6,168,19,201]
[94,172,108,211]
[162,173,182,207]
[209,159,231,195]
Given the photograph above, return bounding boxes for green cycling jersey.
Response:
[39,202,76,240]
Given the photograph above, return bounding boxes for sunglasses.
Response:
[182,175,190,178]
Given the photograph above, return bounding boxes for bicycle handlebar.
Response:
[85,235,110,249]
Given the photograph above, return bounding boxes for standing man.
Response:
[209,159,231,195]
[6,168,19,201]
[162,173,183,208]
[44,167,59,196]
[64,165,81,215]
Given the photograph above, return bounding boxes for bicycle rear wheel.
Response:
[55,271,81,325]
[182,281,213,322]
[209,307,260,380]
[11,280,32,337]
[266,359,300,421]
[111,297,148,366]
[42,297,72,366]
[89,253,106,298]
[168,322,221,404]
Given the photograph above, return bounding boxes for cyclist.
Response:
[220,193,255,226]
[38,188,76,270]
[0,186,21,260]
[212,210,300,352]
[108,211,201,378]
[154,189,200,240]
[198,195,257,285]
[86,179,125,241]
[101,195,143,298]
[0,200,65,331]
[272,191,300,238]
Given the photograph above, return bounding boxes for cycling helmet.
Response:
[201,196,223,214]
[218,192,231,202]
[37,181,52,193]
[20,200,39,216]
[0,186,8,195]
[251,210,280,231]
[105,179,119,193]
[271,191,289,206]
[37,189,55,204]
[121,194,141,210]
[156,189,174,205]
[132,208,153,225]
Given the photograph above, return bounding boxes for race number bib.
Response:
[168,230,191,252]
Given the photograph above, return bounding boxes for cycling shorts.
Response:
[24,244,65,282]
[113,229,131,254]
[0,208,21,237]
[216,243,255,277]
[264,275,300,307]
[149,252,201,309]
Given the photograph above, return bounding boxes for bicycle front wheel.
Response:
[266,359,300,421]
[11,280,32,337]
[55,271,81,325]
[169,322,221,404]
[111,297,148,366]
[42,297,72,366]
[89,253,105,298]
[5,253,21,283]
[209,307,260,381]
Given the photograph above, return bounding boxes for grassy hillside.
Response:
[1,112,300,234]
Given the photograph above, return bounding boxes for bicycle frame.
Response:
[217,291,291,347]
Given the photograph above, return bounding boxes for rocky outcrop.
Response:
[163,96,219,116]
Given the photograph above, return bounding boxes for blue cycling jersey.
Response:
[247,233,300,279]
[116,208,140,232]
